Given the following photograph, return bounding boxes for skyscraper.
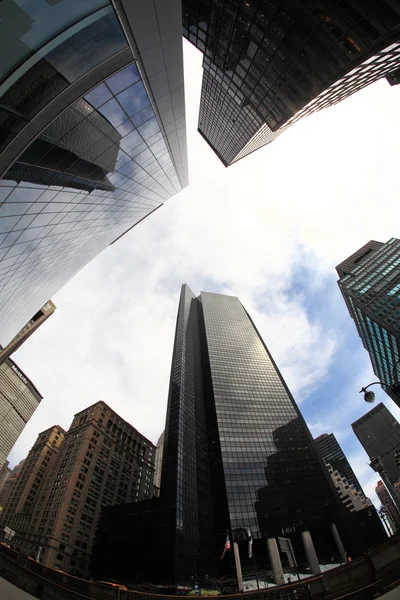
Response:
[183,1,400,166]
[325,463,371,513]
[314,433,365,495]
[0,300,55,366]
[93,285,351,586]
[337,238,400,406]
[352,403,400,487]
[0,358,42,470]
[0,0,188,344]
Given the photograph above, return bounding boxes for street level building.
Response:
[0,0,188,344]
[16,402,155,578]
[0,426,64,545]
[337,238,400,407]
[326,463,371,512]
[183,1,400,166]
[352,403,400,487]
[0,358,42,470]
[93,285,358,586]
[0,301,55,365]
[315,433,366,496]
[376,479,399,531]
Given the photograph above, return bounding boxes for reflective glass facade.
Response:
[352,403,400,486]
[159,285,339,582]
[337,238,400,406]
[183,1,400,166]
[0,0,188,343]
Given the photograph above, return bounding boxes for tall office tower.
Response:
[0,1,188,344]
[0,358,42,469]
[352,403,400,487]
[15,402,154,578]
[315,433,365,496]
[325,463,371,513]
[337,238,400,406]
[153,430,164,492]
[183,1,400,166]
[376,480,399,530]
[0,426,64,544]
[0,301,55,365]
[93,285,353,586]
[0,461,11,493]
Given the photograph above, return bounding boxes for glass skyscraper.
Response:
[337,238,400,406]
[0,0,188,344]
[183,1,400,166]
[93,285,351,585]
[352,403,400,487]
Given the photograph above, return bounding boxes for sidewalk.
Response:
[378,584,400,599]
[0,577,36,599]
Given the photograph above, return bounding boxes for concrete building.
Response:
[352,403,400,487]
[337,238,400,407]
[0,301,56,366]
[0,0,188,345]
[326,463,371,512]
[153,431,164,492]
[0,358,42,470]
[0,427,64,547]
[0,402,155,577]
[31,402,155,578]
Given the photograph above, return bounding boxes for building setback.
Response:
[183,1,400,166]
[315,433,366,496]
[0,358,42,470]
[352,403,400,487]
[0,0,188,345]
[93,285,366,586]
[337,238,400,407]
[325,463,371,513]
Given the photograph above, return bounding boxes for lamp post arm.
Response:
[359,381,392,394]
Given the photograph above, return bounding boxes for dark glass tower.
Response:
[0,0,188,345]
[314,433,365,496]
[92,285,386,585]
[337,238,400,407]
[352,403,400,486]
[183,1,400,166]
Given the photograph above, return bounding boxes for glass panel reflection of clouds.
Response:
[0,62,182,342]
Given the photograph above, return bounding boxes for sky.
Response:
[8,40,400,508]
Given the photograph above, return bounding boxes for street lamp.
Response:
[359,359,400,404]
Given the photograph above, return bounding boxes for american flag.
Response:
[220,534,231,559]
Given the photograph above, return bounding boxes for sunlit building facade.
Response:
[0,0,188,344]
[315,433,365,495]
[0,358,42,470]
[183,1,400,165]
[337,238,400,406]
